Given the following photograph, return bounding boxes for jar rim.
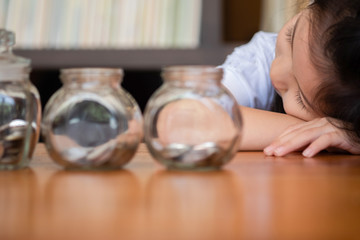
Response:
[60,68,124,76]
[162,65,222,75]
[162,65,223,82]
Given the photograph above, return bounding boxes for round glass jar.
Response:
[144,65,242,170]
[0,29,41,170]
[41,68,143,170]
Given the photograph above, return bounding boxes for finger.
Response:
[264,125,318,155]
[302,132,340,157]
[264,119,333,156]
[265,123,335,156]
[277,118,327,139]
[302,126,360,156]
[273,132,319,156]
[264,130,317,156]
[270,121,323,150]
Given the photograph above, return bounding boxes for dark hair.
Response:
[306,0,360,143]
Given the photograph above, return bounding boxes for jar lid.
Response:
[162,65,223,82]
[0,29,31,81]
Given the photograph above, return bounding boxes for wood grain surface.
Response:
[1,143,360,240]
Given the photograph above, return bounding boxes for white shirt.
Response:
[220,31,278,110]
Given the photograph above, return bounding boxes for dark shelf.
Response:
[15,46,237,70]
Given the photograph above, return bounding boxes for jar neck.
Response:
[60,68,123,89]
[162,65,223,89]
[165,78,221,91]
[0,67,30,82]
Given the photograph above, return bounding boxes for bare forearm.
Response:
[238,106,304,150]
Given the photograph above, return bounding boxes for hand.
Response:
[263,117,360,157]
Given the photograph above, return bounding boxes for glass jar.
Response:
[41,68,143,170]
[144,65,242,170]
[0,29,41,170]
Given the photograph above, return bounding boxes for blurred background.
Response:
[0,0,308,112]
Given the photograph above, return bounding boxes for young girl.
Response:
[221,0,360,157]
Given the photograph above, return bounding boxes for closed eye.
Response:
[285,26,294,44]
[295,90,306,110]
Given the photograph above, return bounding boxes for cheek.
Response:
[282,94,318,121]
[282,95,304,120]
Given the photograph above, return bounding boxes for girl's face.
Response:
[270,10,321,121]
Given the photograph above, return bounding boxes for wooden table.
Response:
[1,143,360,240]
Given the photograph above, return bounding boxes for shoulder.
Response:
[219,31,278,110]
[250,31,278,45]
[222,31,277,69]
